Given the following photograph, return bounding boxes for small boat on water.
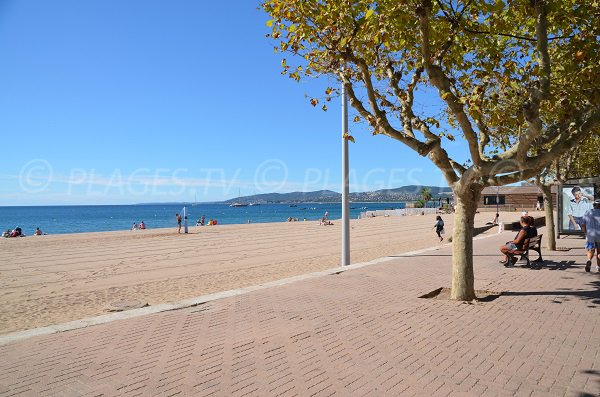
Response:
[229,203,248,207]
[289,204,298,207]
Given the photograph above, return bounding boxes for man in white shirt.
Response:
[581,199,600,272]
[568,186,592,230]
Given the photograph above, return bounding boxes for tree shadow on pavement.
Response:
[502,280,600,306]
[539,259,577,271]
[502,260,577,271]
[580,368,600,397]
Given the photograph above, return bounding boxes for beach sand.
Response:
[0,211,539,334]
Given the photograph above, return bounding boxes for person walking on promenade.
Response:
[433,215,445,242]
[581,199,600,273]
[176,213,182,234]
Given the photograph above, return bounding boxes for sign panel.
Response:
[558,184,595,235]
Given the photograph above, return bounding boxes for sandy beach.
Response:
[0,211,537,334]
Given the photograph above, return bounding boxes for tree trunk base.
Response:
[420,287,501,302]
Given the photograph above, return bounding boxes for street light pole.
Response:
[496,186,500,214]
[341,80,350,267]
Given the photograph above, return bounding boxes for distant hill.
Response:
[225,190,340,204]
[223,185,452,204]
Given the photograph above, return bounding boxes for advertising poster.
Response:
[558,185,595,234]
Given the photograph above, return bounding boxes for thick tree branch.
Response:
[417,1,483,168]
[386,63,426,139]
[351,55,388,121]
[449,160,467,176]
[534,107,600,167]
[475,117,491,160]
[341,64,460,185]
[342,75,419,150]
[534,0,551,99]
[512,1,552,162]
[488,106,600,183]
[484,168,543,186]
[405,67,423,110]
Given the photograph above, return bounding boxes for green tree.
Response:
[263,0,600,300]
[421,187,433,202]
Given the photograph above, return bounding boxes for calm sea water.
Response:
[0,202,412,235]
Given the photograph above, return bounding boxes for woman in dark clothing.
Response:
[500,217,530,265]
[526,216,538,237]
[433,216,445,242]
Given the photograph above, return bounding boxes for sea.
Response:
[0,202,422,236]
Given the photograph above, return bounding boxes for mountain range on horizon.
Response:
[223,185,453,204]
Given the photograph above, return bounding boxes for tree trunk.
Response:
[450,187,481,301]
[540,183,557,250]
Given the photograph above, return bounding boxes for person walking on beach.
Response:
[433,215,445,242]
[581,199,600,273]
[176,213,182,234]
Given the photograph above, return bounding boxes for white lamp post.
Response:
[341,80,350,267]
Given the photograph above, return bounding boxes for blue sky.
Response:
[0,0,468,205]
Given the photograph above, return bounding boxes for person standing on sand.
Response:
[433,215,445,242]
[176,213,182,234]
[581,199,600,273]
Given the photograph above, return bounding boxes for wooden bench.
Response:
[507,234,544,267]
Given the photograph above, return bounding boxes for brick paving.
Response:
[1,229,599,397]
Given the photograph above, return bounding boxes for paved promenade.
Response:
[1,229,599,396]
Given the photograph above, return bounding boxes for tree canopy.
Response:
[263,0,599,190]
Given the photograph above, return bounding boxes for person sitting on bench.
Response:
[526,216,537,237]
[499,216,529,265]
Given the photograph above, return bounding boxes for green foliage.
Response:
[414,199,426,208]
[566,134,600,179]
[262,0,600,189]
[421,187,433,202]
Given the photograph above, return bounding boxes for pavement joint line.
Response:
[0,230,507,347]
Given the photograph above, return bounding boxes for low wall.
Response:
[360,208,438,218]
[503,216,546,231]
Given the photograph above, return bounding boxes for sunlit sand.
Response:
[0,211,536,334]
